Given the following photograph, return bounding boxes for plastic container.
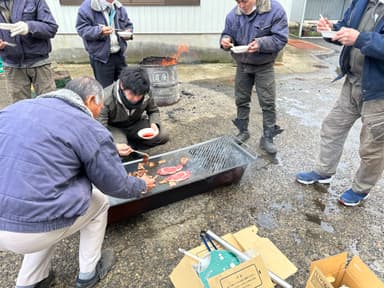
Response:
[0,57,4,74]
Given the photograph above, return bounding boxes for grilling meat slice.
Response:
[165,170,191,182]
[168,181,177,187]
[148,162,156,168]
[137,162,145,170]
[180,157,189,166]
[132,169,148,177]
[159,179,168,184]
[156,164,183,176]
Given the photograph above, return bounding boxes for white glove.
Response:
[10,21,29,37]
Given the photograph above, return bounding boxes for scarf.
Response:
[37,89,93,118]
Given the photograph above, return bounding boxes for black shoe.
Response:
[260,136,277,154]
[76,249,116,288]
[35,271,55,288]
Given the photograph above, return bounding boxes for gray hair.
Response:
[65,77,104,104]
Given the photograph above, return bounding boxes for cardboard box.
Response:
[306,252,384,288]
[170,225,297,288]
[208,256,274,288]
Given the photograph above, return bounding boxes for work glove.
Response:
[10,21,29,37]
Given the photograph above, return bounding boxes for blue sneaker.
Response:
[338,188,369,207]
[295,171,332,185]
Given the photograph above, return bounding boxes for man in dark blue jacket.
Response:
[76,0,133,88]
[0,0,58,102]
[0,77,155,287]
[296,0,384,207]
[220,0,288,155]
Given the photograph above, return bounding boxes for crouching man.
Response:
[98,67,169,154]
[0,77,155,288]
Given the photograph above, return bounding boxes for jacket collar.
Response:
[113,80,150,111]
[37,89,93,118]
[235,0,271,15]
[91,0,122,12]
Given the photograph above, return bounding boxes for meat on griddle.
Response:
[130,156,190,187]
[157,164,183,176]
[148,162,156,168]
[180,157,189,166]
[137,162,145,171]
[156,156,189,176]
[165,170,191,183]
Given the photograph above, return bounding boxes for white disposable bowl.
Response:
[231,45,249,54]
[138,128,156,139]
[320,30,337,38]
[117,31,133,38]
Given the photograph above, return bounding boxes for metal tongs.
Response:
[132,149,149,164]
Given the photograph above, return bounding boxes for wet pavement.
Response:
[0,40,383,287]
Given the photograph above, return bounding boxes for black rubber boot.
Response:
[271,125,284,137]
[232,118,250,144]
[260,125,283,154]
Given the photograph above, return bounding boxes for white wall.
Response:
[47,0,292,34]
[290,0,305,22]
[48,0,292,63]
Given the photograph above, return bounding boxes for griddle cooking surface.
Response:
[109,136,256,207]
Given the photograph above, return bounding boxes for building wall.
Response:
[48,0,292,34]
[46,0,292,63]
[290,0,306,22]
[304,0,350,20]
[290,0,351,22]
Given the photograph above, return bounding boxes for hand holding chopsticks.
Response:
[0,39,16,49]
[0,40,5,50]
[98,24,123,32]
[318,14,333,32]
[5,42,16,47]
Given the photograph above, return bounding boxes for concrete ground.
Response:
[0,41,383,287]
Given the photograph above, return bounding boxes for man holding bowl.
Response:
[98,67,169,155]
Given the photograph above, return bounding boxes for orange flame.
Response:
[161,44,189,66]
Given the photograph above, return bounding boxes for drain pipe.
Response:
[205,230,293,288]
[299,0,308,38]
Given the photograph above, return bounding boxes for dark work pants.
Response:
[234,62,277,128]
[6,64,56,103]
[113,119,169,150]
[90,53,127,88]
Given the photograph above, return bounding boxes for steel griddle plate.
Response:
[108,136,256,223]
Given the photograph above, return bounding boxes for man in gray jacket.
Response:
[98,67,169,152]
[221,0,288,155]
